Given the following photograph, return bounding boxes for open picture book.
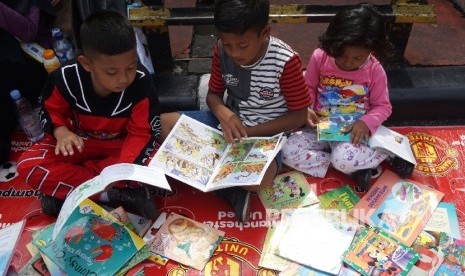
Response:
[149,114,286,192]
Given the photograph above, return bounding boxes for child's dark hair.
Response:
[319,3,394,60]
[214,0,269,34]
[80,10,136,56]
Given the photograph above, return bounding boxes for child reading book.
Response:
[281,3,414,191]
[160,0,311,222]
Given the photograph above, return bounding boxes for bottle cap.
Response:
[51,27,61,37]
[10,89,21,100]
[43,49,56,60]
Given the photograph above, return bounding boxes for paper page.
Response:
[0,220,25,276]
[368,125,417,165]
[53,163,171,240]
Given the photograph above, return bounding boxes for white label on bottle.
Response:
[20,42,45,63]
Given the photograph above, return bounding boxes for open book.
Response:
[149,115,286,192]
[368,125,417,165]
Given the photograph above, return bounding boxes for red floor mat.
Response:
[1,126,464,275]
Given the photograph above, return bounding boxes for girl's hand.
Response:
[218,113,247,144]
[54,126,84,156]
[306,108,320,128]
[344,120,370,146]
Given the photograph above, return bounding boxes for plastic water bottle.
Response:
[43,49,61,74]
[9,90,44,142]
[51,27,74,63]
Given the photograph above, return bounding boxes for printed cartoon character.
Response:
[281,175,305,197]
[265,181,284,202]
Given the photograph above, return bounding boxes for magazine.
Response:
[149,212,224,271]
[367,125,416,165]
[318,185,360,211]
[0,220,25,276]
[53,163,171,240]
[149,114,286,192]
[350,170,444,246]
[342,227,419,276]
[257,171,319,214]
[277,208,357,275]
[423,202,461,239]
[33,198,151,276]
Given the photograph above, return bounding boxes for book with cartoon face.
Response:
[342,227,419,276]
[149,213,225,271]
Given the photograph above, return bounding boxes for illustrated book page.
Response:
[0,220,25,276]
[149,212,225,271]
[423,202,461,239]
[368,125,417,165]
[342,227,419,276]
[149,114,286,192]
[350,170,444,246]
[317,114,358,142]
[436,232,465,276]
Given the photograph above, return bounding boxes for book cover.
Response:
[423,202,461,239]
[350,170,444,246]
[33,198,150,276]
[435,232,465,276]
[367,125,417,165]
[149,114,286,192]
[318,185,360,211]
[277,208,357,275]
[342,227,419,276]
[406,244,443,276]
[109,206,137,233]
[257,171,319,212]
[317,114,357,142]
[0,220,25,276]
[149,212,224,271]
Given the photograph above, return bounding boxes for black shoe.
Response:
[107,186,157,219]
[351,169,372,192]
[216,187,250,222]
[41,194,64,216]
[390,156,415,179]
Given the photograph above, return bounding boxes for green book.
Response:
[318,185,360,211]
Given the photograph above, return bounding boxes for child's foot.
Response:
[389,156,415,179]
[216,187,250,222]
[107,186,157,219]
[351,169,372,192]
[41,194,64,216]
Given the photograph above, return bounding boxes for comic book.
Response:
[318,185,360,211]
[350,170,444,246]
[435,232,465,276]
[277,208,357,275]
[148,212,224,271]
[149,114,286,192]
[342,227,419,276]
[0,220,25,276]
[32,198,151,276]
[257,171,319,219]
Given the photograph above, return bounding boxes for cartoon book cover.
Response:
[435,232,465,276]
[342,227,419,276]
[149,212,225,271]
[149,114,286,192]
[318,185,360,211]
[406,244,443,276]
[423,202,461,239]
[317,114,358,142]
[257,171,319,214]
[350,170,444,246]
[32,198,150,276]
[277,208,357,275]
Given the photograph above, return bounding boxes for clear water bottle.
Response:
[9,90,44,142]
[51,27,75,63]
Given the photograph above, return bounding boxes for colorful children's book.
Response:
[318,185,360,211]
[149,212,225,271]
[317,114,357,142]
[257,171,319,213]
[367,125,417,165]
[436,232,465,276]
[423,202,461,239]
[406,244,443,276]
[277,208,357,275]
[350,170,444,246]
[33,198,151,276]
[0,220,25,276]
[342,227,419,276]
[279,262,361,276]
[149,114,286,192]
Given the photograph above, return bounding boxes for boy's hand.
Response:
[306,108,320,128]
[343,120,370,146]
[53,126,84,156]
[219,113,248,144]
